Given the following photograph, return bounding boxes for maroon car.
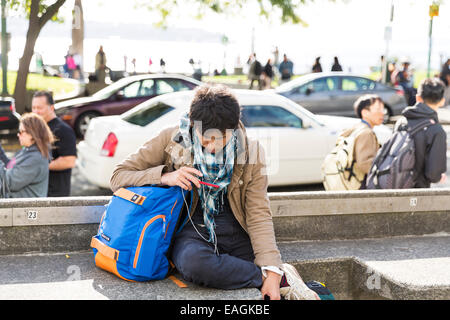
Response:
[55,74,202,138]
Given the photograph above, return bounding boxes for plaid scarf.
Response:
[179,113,236,251]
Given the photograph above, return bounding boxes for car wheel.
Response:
[75,112,101,138]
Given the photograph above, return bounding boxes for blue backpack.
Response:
[91,185,191,283]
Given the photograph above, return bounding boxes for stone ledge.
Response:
[1,235,448,300]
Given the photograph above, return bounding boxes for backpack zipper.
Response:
[133,215,166,269]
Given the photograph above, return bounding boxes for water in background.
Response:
[5,13,449,77]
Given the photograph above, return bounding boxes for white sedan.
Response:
[77,90,392,189]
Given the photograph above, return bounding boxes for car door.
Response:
[241,105,330,185]
[103,80,150,115]
[288,76,339,115]
[338,76,377,117]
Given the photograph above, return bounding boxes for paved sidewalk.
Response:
[1,235,448,300]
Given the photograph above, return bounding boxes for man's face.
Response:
[362,100,385,127]
[195,127,233,154]
[32,96,54,122]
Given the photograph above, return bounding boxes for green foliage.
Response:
[8,0,65,23]
[136,0,332,28]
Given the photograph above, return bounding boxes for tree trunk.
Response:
[13,27,39,114]
[13,0,66,114]
[71,0,84,74]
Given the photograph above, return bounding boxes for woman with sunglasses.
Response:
[0,113,54,198]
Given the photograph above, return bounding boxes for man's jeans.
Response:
[171,199,263,290]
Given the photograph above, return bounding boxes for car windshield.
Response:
[92,79,134,99]
[275,75,316,93]
[122,101,174,127]
[283,99,325,127]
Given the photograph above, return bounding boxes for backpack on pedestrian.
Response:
[91,185,191,284]
[365,119,434,189]
[321,126,367,191]
[254,61,262,76]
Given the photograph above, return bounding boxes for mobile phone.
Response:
[199,181,220,188]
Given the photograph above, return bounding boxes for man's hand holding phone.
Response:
[161,167,203,191]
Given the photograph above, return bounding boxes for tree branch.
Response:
[38,0,66,30]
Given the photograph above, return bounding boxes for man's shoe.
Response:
[280,263,320,300]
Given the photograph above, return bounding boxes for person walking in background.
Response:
[160,58,166,73]
[393,78,447,188]
[331,57,343,72]
[439,58,450,105]
[95,46,107,83]
[322,95,384,191]
[262,58,274,89]
[66,54,77,79]
[131,58,137,75]
[278,54,294,83]
[0,113,54,198]
[148,57,153,73]
[272,46,280,68]
[346,95,384,188]
[247,53,262,90]
[32,91,77,197]
[312,57,322,73]
[396,61,416,105]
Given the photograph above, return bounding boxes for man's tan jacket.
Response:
[340,122,380,175]
[110,123,283,269]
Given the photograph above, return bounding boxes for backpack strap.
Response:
[167,260,188,288]
[168,275,188,288]
[113,188,146,205]
[91,237,120,261]
[408,119,435,136]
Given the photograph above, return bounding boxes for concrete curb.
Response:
[1,189,450,254]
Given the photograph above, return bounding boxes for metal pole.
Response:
[1,0,8,96]
[251,27,255,54]
[381,0,394,84]
[427,17,433,78]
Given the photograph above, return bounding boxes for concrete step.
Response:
[0,235,448,300]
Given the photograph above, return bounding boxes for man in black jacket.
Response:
[396,78,447,188]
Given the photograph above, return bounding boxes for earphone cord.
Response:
[182,187,219,255]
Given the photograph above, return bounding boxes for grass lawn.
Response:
[0,71,79,97]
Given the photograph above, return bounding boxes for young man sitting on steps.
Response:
[110,85,320,300]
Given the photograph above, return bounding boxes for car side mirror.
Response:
[116,90,125,100]
[305,87,313,96]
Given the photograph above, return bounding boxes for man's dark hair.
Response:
[189,84,240,134]
[33,90,54,106]
[353,94,383,118]
[417,78,445,105]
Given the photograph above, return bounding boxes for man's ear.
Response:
[416,95,423,103]
[360,108,369,119]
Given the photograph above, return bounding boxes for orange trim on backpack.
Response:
[91,237,119,261]
[168,275,188,288]
[94,251,135,282]
[114,188,146,205]
[133,214,166,269]
[164,200,179,239]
